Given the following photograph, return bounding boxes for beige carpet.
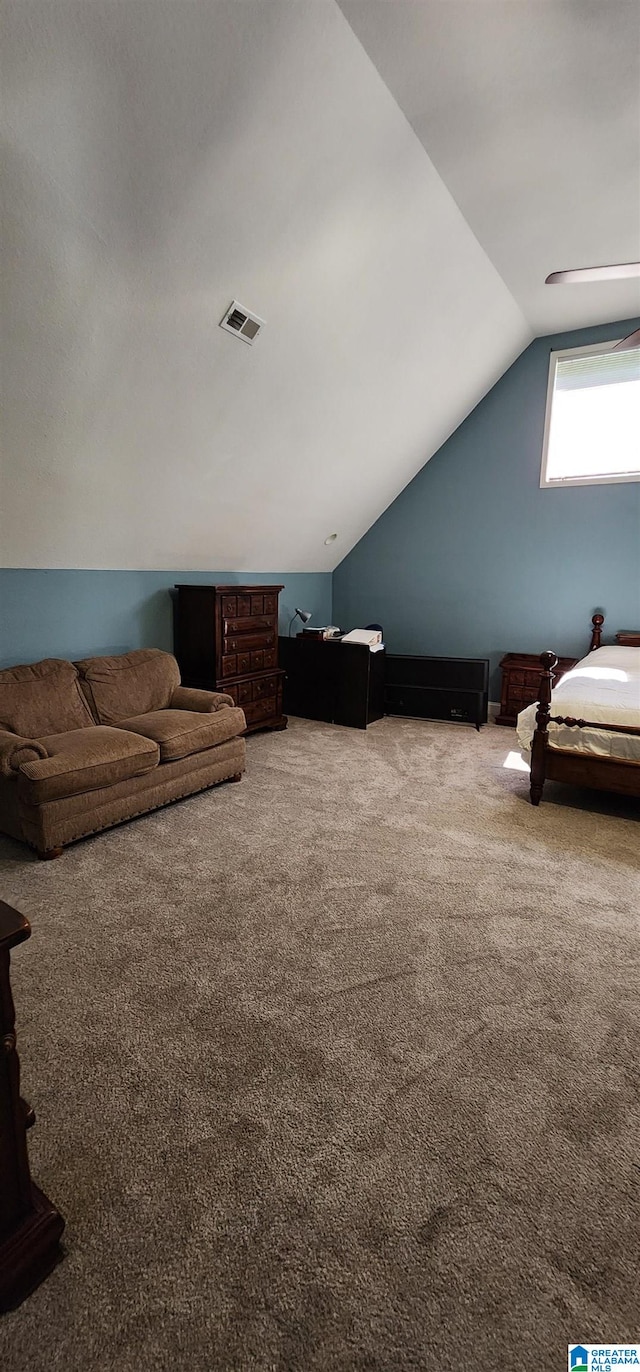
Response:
[0,716,638,1372]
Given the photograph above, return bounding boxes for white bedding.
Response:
[517,645,640,763]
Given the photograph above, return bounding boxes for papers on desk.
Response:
[341,629,384,651]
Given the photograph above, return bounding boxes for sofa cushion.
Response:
[0,659,95,738]
[17,726,159,805]
[114,707,246,763]
[75,649,181,725]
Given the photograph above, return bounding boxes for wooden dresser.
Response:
[174,584,287,733]
[496,651,577,726]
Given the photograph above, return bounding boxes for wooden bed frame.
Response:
[529,613,640,805]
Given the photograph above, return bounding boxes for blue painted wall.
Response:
[0,570,332,669]
[333,317,640,696]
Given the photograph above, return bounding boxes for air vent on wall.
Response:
[219,300,265,345]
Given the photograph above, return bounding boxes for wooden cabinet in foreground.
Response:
[0,902,65,1310]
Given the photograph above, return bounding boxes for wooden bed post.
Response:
[530,651,557,806]
[589,612,604,652]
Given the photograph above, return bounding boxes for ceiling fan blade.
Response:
[545,262,640,284]
[611,328,640,352]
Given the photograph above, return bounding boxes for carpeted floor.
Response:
[0,716,638,1372]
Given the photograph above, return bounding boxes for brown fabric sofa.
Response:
[0,650,246,858]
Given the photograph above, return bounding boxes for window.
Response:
[540,340,640,488]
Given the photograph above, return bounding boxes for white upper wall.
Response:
[1,0,530,570]
[340,0,640,336]
[3,2,638,573]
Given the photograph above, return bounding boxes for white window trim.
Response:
[540,338,640,489]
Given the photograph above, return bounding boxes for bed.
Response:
[516,614,640,805]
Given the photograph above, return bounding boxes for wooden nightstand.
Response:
[496,652,577,727]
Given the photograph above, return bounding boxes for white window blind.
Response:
[541,341,640,487]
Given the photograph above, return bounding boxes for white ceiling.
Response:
[1,1,636,572]
[340,0,640,335]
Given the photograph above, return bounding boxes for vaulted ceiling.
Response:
[2,1,638,571]
[340,0,640,336]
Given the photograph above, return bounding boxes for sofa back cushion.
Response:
[75,649,180,725]
[0,659,95,737]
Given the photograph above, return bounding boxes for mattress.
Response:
[516,645,640,763]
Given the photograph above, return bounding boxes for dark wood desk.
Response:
[279,637,385,729]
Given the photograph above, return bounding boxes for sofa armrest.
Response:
[0,729,48,778]
[170,686,235,713]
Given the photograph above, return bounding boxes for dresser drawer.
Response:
[243,696,277,725]
[224,615,275,635]
[221,654,237,677]
[224,681,254,709]
[224,629,275,652]
[253,674,278,701]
